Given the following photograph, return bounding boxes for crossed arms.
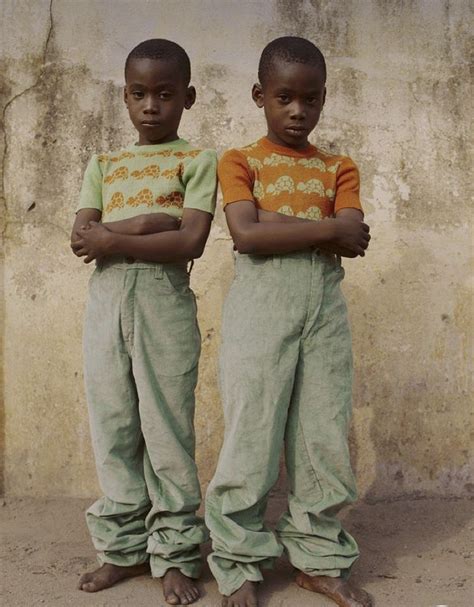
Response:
[70,208,212,263]
[70,203,369,263]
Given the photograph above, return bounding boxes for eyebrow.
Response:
[127,81,179,89]
[275,86,321,95]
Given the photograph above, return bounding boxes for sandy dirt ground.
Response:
[1,495,472,606]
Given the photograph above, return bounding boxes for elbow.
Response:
[184,237,206,260]
[188,244,205,259]
[233,233,257,254]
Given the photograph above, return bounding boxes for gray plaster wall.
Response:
[1,0,472,499]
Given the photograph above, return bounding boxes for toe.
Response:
[78,573,91,589]
[165,592,180,605]
[81,581,97,592]
[191,587,200,600]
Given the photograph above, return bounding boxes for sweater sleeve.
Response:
[77,154,103,213]
[334,157,363,213]
[182,149,218,215]
[217,149,255,206]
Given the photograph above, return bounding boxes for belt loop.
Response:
[154,265,164,279]
[272,255,281,268]
[187,259,194,275]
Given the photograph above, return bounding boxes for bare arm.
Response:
[226,201,370,256]
[103,213,180,235]
[257,207,368,257]
[71,210,180,257]
[73,208,212,263]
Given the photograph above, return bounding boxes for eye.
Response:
[307,97,317,104]
[278,94,290,103]
[159,91,173,100]
[131,91,144,99]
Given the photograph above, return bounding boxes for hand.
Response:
[70,224,90,256]
[72,221,115,263]
[330,216,371,257]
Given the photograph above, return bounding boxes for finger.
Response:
[84,255,94,264]
[362,223,370,232]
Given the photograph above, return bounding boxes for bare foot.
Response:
[78,562,149,592]
[222,580,259,607]
[162,568,200,605]
[295,572,373,607]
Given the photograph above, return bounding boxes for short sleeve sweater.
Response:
[77,138,217,222]
[217,137,362,221]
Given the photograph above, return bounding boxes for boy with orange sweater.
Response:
[205,37,372,607]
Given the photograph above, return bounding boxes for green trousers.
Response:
[205,250,359,596]
[83,257,207,578]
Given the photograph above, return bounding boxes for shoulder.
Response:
[315,147,358,174]
[218,147,253,173]
[186,147,217,163]
[182,148,217,178]
[93,147,135,166]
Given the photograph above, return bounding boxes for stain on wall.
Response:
[1,0,472,499]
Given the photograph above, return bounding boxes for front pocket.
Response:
[154,265,190,294]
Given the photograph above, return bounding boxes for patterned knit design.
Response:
[78,139,217,221]
[217,137,362,220]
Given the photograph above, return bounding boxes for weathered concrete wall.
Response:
[2,0,472,499]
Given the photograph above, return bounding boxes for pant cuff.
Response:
[150,554,202,579]
[219,569,264,597]
[209,561,265,597]
[98,550,149,568]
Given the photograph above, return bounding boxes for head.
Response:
[124,39,196,145]
[253,36,327,149]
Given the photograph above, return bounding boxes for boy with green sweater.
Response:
[71,39,216,606]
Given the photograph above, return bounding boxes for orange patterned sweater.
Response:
[218,137,362,220]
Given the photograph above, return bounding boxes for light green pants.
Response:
[205,250,359,596]
[83,256,207,578]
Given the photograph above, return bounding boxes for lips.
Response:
[286,126,307,134]
[141,121,160,126]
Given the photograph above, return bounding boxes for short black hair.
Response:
[125,39,191,85]
[258,36,327,85]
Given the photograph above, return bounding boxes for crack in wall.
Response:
[1,0,54,238]
[0,0,54,497]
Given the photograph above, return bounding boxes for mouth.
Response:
[141,121,161,127]
[285,126,308,135]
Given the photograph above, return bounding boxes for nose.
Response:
[143,94,159,114]
[289,101,306,120]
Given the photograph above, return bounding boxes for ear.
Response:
[322,86,327,108]
[123,86,128,107]
[252,83,264,108]
[184,86,196,110]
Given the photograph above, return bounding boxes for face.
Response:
[124,58,195,145]
[253,59,326,149]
